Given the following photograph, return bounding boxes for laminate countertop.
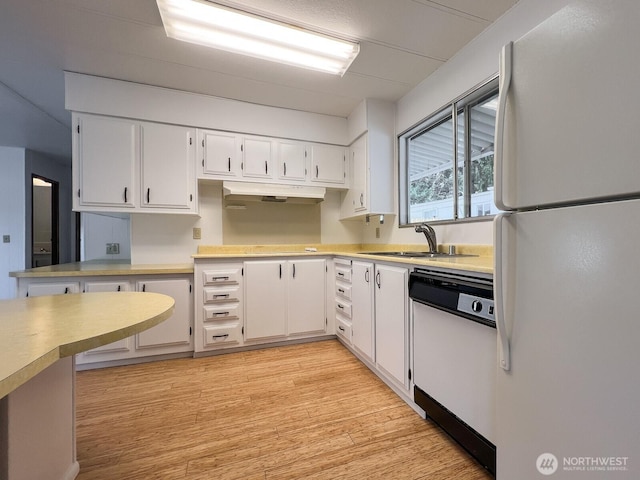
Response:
[8,244,493,279]
[0,292,175,399]
[9,261,194,278]
[193,243,494,275]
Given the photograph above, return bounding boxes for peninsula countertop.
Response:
[0,292,175,399]
[9,260,194,278]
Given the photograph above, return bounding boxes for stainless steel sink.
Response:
[360,251,477,258]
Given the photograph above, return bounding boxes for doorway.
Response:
[31,175,59,267]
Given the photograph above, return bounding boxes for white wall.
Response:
[81,212,131,261]
[374,0,573,247]
[65,73,347,146]
[0,147,25,299]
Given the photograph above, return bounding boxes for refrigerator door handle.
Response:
[494,41,513,212]
[494,212,511,371]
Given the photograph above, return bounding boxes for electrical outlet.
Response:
[106,243,120,255]
[375,227,380,239]
[193,227,202,240]
[2,235,9,243]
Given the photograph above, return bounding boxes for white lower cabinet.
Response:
[17,275,193,366]
[136,278,192,349]
[287,259,326,335]
[81,280,133,356]
[195,258,327,352]
[374,264,409,389]
[351,261,374,362]
[334,258,353,344]
[335,260,409,391]
[195,262,244,353]
[244,260,287,340]
[244,259,326,341]
[26,282,80,297]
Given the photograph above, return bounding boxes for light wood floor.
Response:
[75,340,493,479]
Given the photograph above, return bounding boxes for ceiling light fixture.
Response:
[156,0,360,76]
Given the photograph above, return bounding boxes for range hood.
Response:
[222,181,325,204]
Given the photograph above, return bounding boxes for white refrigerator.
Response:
[494,1,640,479]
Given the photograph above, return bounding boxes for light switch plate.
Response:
[193,227,202,240]
[2,235,9,243]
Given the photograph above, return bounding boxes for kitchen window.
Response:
[399,77,500,225]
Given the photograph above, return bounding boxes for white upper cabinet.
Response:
[277,140,307,182]
[140,122,196,211]
[310,144,347,185]
[198,130,240,178]
[341,99,395,219]
[73,113,138,210]
[73,113,197,214]
[241,136,274,180]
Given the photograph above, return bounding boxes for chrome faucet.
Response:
[415,223,438,253]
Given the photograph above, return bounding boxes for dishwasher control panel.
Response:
[457,293,495,323]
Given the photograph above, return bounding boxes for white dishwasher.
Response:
[410,268,496,475]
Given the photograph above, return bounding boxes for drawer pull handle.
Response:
[338,326,345,332]
[211,276,230,281]
[337,272,345,277]
[211,334,229,339]
[337,304,344,309]
[338,288,344,293]
[214,312,230,316]
[212,294,230,299]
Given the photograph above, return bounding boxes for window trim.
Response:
[398,75,499,227]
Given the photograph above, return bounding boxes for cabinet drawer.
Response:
[336,317,352,342]
[204,285,241,303]
[203,304,240,322]
[335,266,352,282]
[203,324,242,347]
[335,282,351,300]
[335,299,352,318]
[203,267,242,285]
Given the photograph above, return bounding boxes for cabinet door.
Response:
[244,260,286,340]
[242,137,273,179]
[141,122,195,210]
[288,259,326,335]
[352,261,374,362]
[310,144,346,185]
[351,134,368,212]
[278,141,307,181]
[200,130,239,178]
[136,278,192,348]
[82,281,132,354]
[374,264,408,388]
[74,114,137,208]
[26,282,80,297]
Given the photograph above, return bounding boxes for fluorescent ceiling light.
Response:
[156,0,360,76]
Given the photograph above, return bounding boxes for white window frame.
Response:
[398,76,500,226]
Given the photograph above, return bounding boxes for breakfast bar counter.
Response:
[0,292,175,480]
